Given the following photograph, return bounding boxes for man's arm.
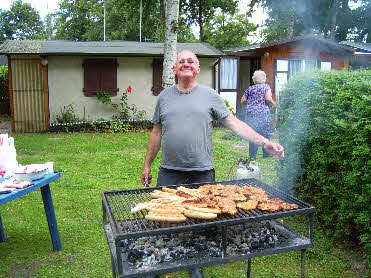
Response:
[141,123,162,185]
[220,114,284,160]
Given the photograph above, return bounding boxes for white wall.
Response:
[48,56,218,122]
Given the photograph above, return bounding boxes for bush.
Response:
[278,69,371,265]
[0,66,9,115]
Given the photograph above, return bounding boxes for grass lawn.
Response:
[0,130,367,278]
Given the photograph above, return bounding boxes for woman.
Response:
[241,70,276,161]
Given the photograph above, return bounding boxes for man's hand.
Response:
[141,166,153,186]
[263,141,284,160]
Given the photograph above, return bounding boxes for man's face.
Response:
[172,51,201,80]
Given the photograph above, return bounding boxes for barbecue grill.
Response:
[102,178,315,278]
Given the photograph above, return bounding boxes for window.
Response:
[275,58,331,106]
[151,59,178,96]
[83,59,118,96]
[152,59,164,96]
[320,62,332,71]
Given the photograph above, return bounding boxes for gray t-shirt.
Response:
[152,84,231,171]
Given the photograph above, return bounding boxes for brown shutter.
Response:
[83,61,100,96]
[101,60,118,95]
[152,59,163,96]
[83,59,118,96]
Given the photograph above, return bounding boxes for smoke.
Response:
[276,70,318,195]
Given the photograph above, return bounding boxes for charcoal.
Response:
[209,247,222,257]
[155,239,166,248]
[128,249,145,262]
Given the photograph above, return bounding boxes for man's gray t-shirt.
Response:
[152,84,231,171]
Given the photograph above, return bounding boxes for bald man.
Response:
[141,50,284,188]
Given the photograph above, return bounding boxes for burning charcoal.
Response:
[250,239,259,249]
[209,247,221,257]
[153,251,162,262]
[226,246,234,254]
[194,242,204,251]
[137,237,149,245]
[155,239,166,248]
[142,254,157,266]
[209,241,219,247]
[240,243,249,250]
[163,254,173,262]
[268,237,276,247]
[185,248,198,258]
[128,249,145,262]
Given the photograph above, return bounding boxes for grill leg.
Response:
[301,249,306,278]
[0,215,5,242]
[247,258,252,278]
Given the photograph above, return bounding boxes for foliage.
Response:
[180,0,238,41]
[52,0,194,42]
[0,0,45,42]
[0,66,9,116]
[54,104,85,124]
[203,14,257,50]
[278,69,371,264]
[96,87,146,121]
[249,0,371,42]
[0,131,367,277]
[96,90,118,109]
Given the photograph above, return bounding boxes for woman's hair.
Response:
[252,70,266,84]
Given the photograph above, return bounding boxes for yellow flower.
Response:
[228,106,234,112]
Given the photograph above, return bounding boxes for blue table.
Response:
[0,172,62,251]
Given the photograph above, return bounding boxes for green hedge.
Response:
[278,69,370,264]
[0,66,9,115]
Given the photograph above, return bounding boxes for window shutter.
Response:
[83,59,118,96]
[152,59,164,96]
[101,60,118,95]
[83,61,100,96]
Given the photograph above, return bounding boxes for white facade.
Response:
[48,56,218,122]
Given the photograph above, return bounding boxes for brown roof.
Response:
[224,35,355,54]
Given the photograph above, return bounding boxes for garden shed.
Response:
[221,35,355,115]
[0,40,223,133]
[340,41,371,69]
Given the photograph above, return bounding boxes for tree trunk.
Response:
[162,0,179,89]
[198,0,204,41]
[328,0,340,40]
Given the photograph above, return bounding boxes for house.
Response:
[0,40,224,133]
[340,41,371,69]
[0,55,7,66]
[221,35,355,115]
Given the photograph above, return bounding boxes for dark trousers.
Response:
[157,167,215,187]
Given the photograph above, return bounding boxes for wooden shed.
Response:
[0,40,223,133]
[221,35,355,115]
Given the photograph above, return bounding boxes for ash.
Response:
[120,221,285,269]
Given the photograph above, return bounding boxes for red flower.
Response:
[126,86,133,93]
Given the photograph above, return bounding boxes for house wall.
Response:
[261,44,348,99]
[48,56,217,122]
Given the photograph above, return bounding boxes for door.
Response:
[10,55,48,133]
[218,56,239,113]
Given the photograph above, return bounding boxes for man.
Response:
[140,50,284,278]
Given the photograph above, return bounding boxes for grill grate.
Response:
[102,178,314,239]
[102,178,315,278]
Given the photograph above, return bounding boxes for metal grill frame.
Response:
[102,178,315,278]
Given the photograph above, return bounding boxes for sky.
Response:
[0,0,266,41]
[0,0,59,19]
